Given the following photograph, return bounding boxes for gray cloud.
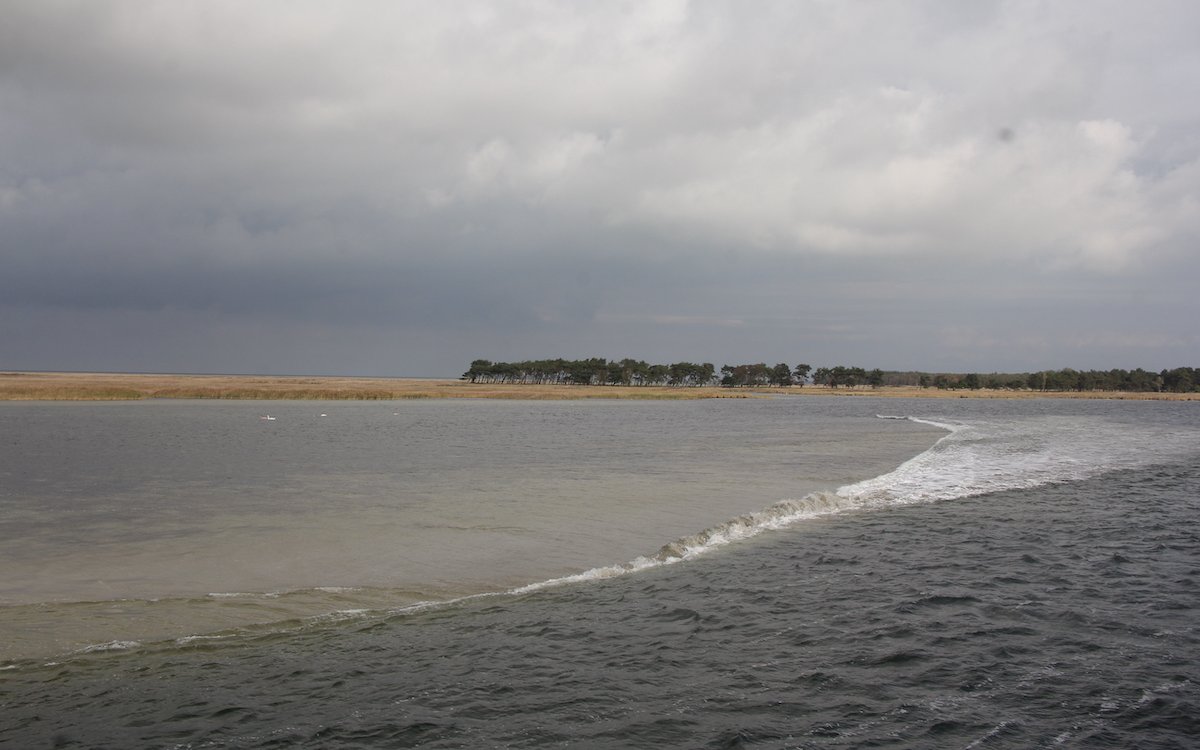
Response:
[2,1,1198,375]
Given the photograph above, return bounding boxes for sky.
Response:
[2,1,1198,377]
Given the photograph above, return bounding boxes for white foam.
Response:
[965,721,1014,749]
[175,634,234,645]
[839,414,1195,508]
[507,490,863,595]
[76,640,142,654]
[207,591,281,599]
[513,412,1199,597]
[73,412,1200,655]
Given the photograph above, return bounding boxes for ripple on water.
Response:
[2,430,1199,748]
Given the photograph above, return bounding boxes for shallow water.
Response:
[2,397,1198,748]
[0,397,941,660]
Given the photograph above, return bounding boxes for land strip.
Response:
[0,372,1196,401]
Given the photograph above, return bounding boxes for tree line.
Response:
[463,359,716,386]
[810,366,1199,392]
[463,359,814,387]
[913,367,1199,393]
[464,359,1199,393]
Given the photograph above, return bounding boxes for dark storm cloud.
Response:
[1,1,1198,375]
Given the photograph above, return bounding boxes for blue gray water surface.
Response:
[1,397,1198,748]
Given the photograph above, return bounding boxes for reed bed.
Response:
[0,372,1194,401]
[0,373,725,401]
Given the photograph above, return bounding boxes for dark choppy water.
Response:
[2,397,1198,748]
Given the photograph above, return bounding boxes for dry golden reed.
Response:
[0,372,1194,401]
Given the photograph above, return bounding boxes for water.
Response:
[0,398,939,660]
[1,397,1198,748]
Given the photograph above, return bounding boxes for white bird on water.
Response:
[260,415,276,421]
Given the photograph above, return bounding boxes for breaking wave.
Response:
[521,411,1197,591]
[47,411,1200,662]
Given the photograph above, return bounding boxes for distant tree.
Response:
[465,358,1197,394]
[463,359,492,383]
[813,366,860,388]
[620,358,650,385]
[607,361,627,386]
[1162,367,1197,392]
[819,366,867,388]
[1128,368,1162,392]
[771,363,793,386]
[719,363,771,386]
[668,362,712,386]
[793,363,811,386]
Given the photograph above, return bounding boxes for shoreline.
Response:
[1,371,1196,401]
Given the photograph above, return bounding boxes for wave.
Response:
[843,412,1195,507]
[35,412,1199,666]
[519,411,1198,589]
[40,492,861,661]
[77,640,142,654]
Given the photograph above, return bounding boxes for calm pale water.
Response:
[1,397,1198,748]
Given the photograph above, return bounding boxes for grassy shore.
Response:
[0,372,717,400]
[0,371,1196,401]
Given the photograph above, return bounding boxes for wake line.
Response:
[512,416,960,593]
[877,414,964,432]
[56,417,957,663]
[225,417,958,627]
[508,490,865,594]
[50,412,1198,668]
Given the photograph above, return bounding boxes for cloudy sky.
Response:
[2,1,1197,376]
